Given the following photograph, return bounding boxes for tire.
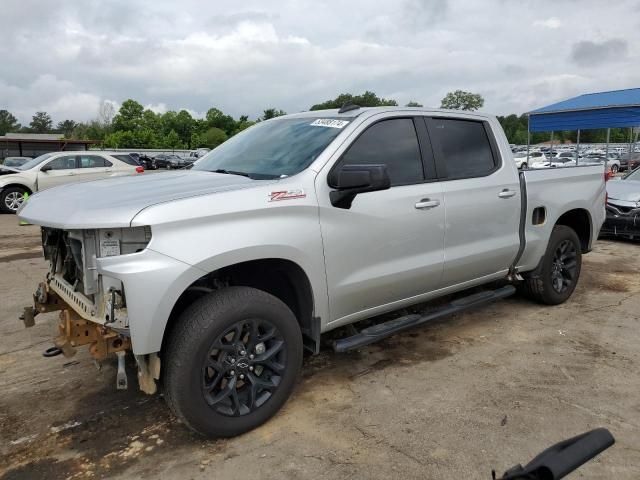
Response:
[610,164,619,173]
[163,286,303,438]
[0,186,28,214]
[521,163,528,169]
[520,225,582,305]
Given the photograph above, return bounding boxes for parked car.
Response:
[19,107,605,437]
[138,154,157,170]
[618,153,640,171]
[0,151,143,213]
[601,166,640,239]
[108,153,144,168]
[513,152,530,169]
[522,151,549,167]
[154,153,187,169]
[2,156,32,168]
[581,154,621,173]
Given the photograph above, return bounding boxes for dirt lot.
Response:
[1,213,639,480]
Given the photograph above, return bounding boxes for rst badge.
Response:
[269,189,306,202]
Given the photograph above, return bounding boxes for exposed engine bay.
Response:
[41,226,151,328]
[25,225,159,393]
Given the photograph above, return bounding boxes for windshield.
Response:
[193,117,351,178]
[623,167,640,181]
[14,152,56,170]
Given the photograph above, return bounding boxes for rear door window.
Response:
[426,118,498,180]
[79,155,112,168]
[338,118,424,186]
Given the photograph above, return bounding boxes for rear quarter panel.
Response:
[517,165,606,271]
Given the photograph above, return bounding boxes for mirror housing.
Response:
[328,164,390,209]
[40,165,52,173]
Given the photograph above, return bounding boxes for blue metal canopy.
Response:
[528,88,640,132]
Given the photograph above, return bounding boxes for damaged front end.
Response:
[23,226,160,394]
[601,200,640,240]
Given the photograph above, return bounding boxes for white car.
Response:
[0,151,143,213]
[513,151,532,168]
[519,151,549,168]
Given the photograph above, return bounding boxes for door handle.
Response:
[498,189,516,199]
[415,198,440,209]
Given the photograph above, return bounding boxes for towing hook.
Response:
[43,346,63,358]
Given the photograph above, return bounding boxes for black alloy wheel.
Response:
[202,318,286,416]
[550,239,578,294]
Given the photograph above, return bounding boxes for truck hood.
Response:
[18,171,276,229]
[607,179,640,203]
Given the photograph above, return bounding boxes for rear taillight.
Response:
[136,166,144,174]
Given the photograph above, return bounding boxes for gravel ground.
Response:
[0,213,638,479]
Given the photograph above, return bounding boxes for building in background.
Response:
[0,133,97,161]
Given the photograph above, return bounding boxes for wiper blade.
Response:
[212,169,251,178]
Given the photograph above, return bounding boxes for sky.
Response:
[1,0,638,125]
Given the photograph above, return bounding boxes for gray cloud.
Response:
[1,0,639,124]
[570,39,628,66]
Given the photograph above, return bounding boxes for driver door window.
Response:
[46,155,77,170]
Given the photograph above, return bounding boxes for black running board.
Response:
[333,285,516,353]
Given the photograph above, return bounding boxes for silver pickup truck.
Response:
[18,106,606,437]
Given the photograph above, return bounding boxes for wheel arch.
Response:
[1,183,33,195]
[554,208,592,253]
[161,258,319,357]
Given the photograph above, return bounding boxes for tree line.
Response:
[0,90,633,148]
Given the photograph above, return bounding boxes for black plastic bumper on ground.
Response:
[333,285,516,352]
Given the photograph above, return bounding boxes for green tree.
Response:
[0,110,21,135]
[56,119,78,138]
[112,99,145,132]
[205,108,236,134]
[262,108,287,120]
[159,129,184,149]
[405,101,423,107]
[231,115,255,135]
[440,90,484,111]
[193,127,228,148]
[30,111,53,133]
[310,91,398,110]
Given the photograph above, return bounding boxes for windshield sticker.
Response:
[269,189,306,202]
[309,119,350,129]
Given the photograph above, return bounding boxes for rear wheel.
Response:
[0,186,28,214]
[520,225,582,305]
[521,162,528,169]
[164,286,303,437]
[610,164,619,173]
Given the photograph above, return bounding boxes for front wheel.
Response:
[0,186,28,214]
[163,286,303,437]
[519,225,582,305]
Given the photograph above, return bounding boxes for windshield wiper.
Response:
[212,169,252,178]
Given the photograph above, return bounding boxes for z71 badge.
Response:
[269,189,306,202]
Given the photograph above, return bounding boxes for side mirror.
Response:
[328,164,391,209]
[40,165,52,172]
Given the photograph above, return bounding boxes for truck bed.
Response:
[517,165,607,272]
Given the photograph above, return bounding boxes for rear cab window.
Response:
[425,117,499,180]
